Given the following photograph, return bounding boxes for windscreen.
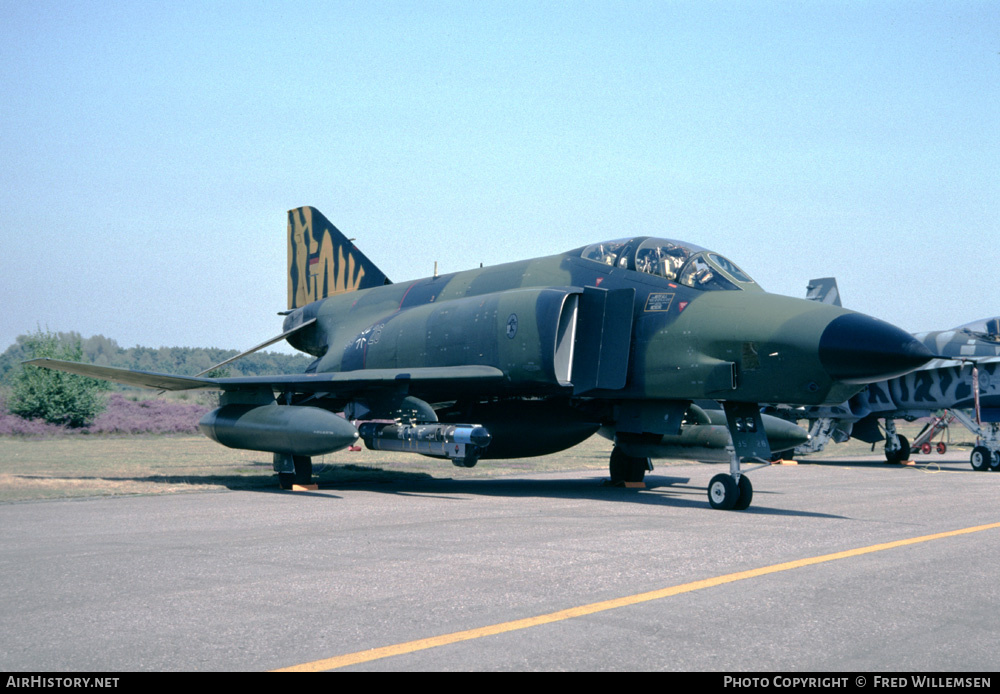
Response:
[581,237,756,291]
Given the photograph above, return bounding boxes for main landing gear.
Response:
[275,454,314,489]
[969,445,1000,472]
[883,420,911,464]
[608,446,652,485]
[926,411,1000,472]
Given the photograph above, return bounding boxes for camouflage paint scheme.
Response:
[282,210,922,410]
[26,209,935,509]
[287,206,389,307]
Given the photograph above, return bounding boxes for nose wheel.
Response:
[708,473,753,510]
[705,403,772,511]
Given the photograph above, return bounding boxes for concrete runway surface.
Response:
[1,452,997,671]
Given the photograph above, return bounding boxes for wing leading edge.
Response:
[22,359,506,397]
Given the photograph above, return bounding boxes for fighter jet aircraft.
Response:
[27,208,934,510]
[779,278,1000,471]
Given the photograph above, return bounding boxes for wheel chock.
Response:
[624,481,646,489]
[773,459,798,465]
[291,484,319,491]
[901,460,915,466]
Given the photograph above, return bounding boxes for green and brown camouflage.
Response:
[26,207,935,509]
[283,208,928,408]
[287,206,390,307]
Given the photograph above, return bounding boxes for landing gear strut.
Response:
[942,411,1000,472]
[706,403,772,511]
[883,420,911,464]
[275,454,313,489]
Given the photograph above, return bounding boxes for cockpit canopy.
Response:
[581,237,757,291]
[957,317,1000,342]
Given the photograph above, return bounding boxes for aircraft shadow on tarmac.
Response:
[332,473,847,519]
[794,456,976,472]
[17,466,848,519]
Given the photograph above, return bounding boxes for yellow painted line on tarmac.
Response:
[274,521,1000,672]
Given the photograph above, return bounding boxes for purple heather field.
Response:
[0,393,211,437]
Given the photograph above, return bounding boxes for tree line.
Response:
[1,329,315,428]
[0,330,313,384]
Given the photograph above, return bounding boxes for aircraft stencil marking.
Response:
[644,293,675,312]
[506,314,518,339]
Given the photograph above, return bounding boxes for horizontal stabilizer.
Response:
[193,318,317,377]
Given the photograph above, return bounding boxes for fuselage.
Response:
[283,238,931,408]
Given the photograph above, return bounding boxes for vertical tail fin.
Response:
[287,207,392,310]
[805,277,842,307]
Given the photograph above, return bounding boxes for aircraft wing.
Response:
[23,359,507,398]
[914,355,1000,372]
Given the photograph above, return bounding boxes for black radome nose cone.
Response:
[819,314,933,384]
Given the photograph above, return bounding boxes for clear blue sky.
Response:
[2,1,997,355]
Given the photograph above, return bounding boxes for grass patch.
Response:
[0,436,268,502]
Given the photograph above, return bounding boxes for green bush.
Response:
[7,329,109,428]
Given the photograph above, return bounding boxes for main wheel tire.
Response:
[885,435,910,464]
[279,455,313,489]
[609,447,648,484]
[970,446,991,471]
[293,455,313,484]
[989,450,1000,472]
[708,473,740,510]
